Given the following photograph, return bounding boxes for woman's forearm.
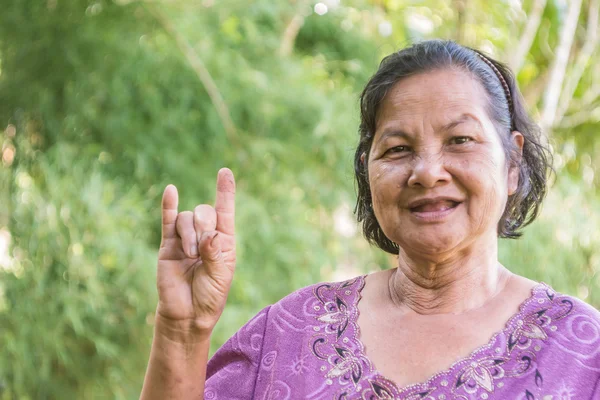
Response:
[140,318,211,400]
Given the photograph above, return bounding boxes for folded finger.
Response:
[175,211,197,258]
[194,204,217,243]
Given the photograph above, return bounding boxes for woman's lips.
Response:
[410,200,459,213]
[409,201,461,222]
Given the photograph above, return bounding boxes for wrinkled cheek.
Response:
[369,181,387,220]
[371,190,391,222]
[368,165,404,225]
[469,177,506,232]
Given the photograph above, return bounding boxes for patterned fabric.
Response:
[205,275,600,399]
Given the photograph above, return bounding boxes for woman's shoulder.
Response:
[539,282,600,320]
[265,274,366,324]
[226,274,366,339]
[534,283,600,373]
[566,292,600,318]
[276,274,366,305]
[508,276,599,321]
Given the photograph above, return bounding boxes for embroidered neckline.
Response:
[351,274,550,394]
[310,274,574,398]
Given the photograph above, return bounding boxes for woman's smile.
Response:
[409,200,462,223]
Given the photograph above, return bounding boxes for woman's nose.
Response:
[407,151,452,188]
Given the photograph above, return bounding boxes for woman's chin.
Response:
[397,232,465,256]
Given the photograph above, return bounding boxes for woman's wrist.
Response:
[140,319,210,400]
[153,313,213,347]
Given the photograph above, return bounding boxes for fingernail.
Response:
[190,246,198,258]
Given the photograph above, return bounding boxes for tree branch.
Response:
[279,14,305,57]
[509,0,547,73]
[556,100,600,129]
[148,5,238,145]
[540,0,582,134]
[556,0,599,122]
[564,81,600,113]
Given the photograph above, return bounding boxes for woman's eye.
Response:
[387,145,409,153]
[451,136,473,145]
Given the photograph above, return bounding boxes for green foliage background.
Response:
[0,0,599,398]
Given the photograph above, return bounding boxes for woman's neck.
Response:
[387,243,512,315]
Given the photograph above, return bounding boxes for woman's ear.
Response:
[360,152,366,164]
[507,131,524,196]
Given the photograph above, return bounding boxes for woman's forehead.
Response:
[387,68,483,97]
[376,69,491,132]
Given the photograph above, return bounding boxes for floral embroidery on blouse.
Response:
[309,276,575,400]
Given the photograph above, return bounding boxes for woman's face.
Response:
[367,68,523,257]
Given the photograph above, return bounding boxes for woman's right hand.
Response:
[155,168,236,340]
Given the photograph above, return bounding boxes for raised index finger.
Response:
[214,168,235,235]
[161,184,179,241]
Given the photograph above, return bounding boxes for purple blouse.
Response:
[205,275,600,399]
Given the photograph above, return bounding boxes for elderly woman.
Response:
[140,40,600,399]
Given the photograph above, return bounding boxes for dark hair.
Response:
[354,39,553,255]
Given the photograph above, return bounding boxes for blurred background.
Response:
[1,0,599,398]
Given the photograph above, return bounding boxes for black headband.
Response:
[475,52,514,123]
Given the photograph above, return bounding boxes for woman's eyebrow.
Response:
[442,114,483,131]
[377,130,412,143]
[375,114,483,144]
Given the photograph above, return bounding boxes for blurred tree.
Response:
[0,0,381,397]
